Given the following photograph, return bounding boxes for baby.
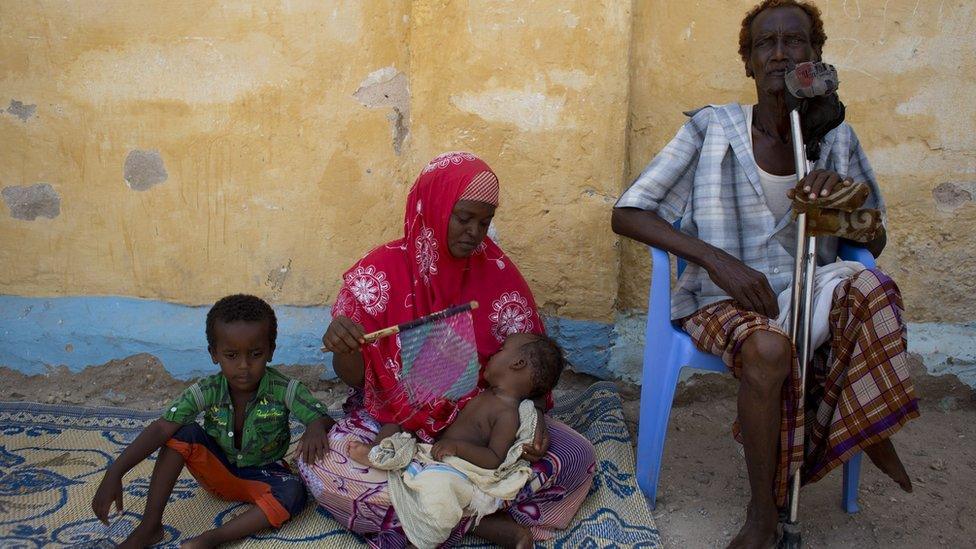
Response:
[351,332,565,548]
[430,332,564,468]
[349,332,565,469]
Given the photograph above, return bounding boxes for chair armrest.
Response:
[648,246,674,334]
[838,239,876,269]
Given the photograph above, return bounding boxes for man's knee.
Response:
[739,331,791,391]
[850,267,887,294]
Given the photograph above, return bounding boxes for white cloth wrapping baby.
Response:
[772,260,865,351]
[366,399,539,549]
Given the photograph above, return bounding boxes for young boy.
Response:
[91,294,333,548]
[349,331,564,469]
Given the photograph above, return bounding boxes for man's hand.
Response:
[91,472,124,526]
[296,418,332,464]
[322,316,366,355]
[431,439,459,461]
[790,169,853,202]
[521,413,550,462]
[706,251,779,319]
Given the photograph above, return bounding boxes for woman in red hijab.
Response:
[300,152,595,547]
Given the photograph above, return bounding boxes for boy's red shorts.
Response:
[165,423,306,527]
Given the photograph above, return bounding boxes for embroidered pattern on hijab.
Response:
[332,152,544,441]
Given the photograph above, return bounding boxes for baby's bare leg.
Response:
[349,423,401,466]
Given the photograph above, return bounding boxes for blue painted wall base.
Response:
[4,296,970,386]
[0,296,615,381]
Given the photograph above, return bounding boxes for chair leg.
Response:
[635,355,684,509]
[842,452,862,513]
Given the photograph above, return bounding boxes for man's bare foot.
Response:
[864,437,912,492]
[117,522,164,549]
[471,512,533,549]
[180,531,216,549]
[726,502,778,549]
[348,440,376,466]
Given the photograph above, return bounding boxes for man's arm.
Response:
[611,207,780,318]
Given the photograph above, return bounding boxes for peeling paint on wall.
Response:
[547,69,592,91]
[265,259,292,300]
[354,67,410,155]
[66,38,296,105]
[450,88,567,131]
[1,184,60,220]
[932,181,974,213]
[5,100,36,122]
[123,150,168,191]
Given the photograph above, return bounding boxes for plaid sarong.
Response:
[681,267,919,506]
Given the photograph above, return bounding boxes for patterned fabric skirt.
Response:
[681,268,919,507]
[297,393,596,548]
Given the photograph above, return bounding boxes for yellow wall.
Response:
[1,1,973,324]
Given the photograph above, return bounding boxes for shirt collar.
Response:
[716,103,763,198]
[216,370,272,406]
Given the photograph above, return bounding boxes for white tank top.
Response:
[743,104,796,220]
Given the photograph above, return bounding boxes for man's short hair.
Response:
[206,294,278,350]
[738,0,828,64]
[522,334,566,399]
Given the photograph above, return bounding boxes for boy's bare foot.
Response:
[726,502,778,549]
[180,531,216,549]
[471,512,533,548]
[348,440,376,466]
[864,437,912,492]
[117,522,164,549]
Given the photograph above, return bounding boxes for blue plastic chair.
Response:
[635,238,871,513]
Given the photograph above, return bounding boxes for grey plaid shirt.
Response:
[617,103,885,320]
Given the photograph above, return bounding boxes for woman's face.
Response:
[746,6,819,95]
[447,200,495,258]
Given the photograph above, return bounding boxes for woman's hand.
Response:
[521,412,550,462]
[322,316,366,355]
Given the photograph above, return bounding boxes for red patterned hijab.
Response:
[332,152,544,440]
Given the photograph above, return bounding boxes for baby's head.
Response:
[485,332,566,400]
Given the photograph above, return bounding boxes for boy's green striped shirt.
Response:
[162,367,328,467]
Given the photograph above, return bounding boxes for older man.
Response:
[612,1,918,547]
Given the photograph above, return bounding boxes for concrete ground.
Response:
[1,353,973,548]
